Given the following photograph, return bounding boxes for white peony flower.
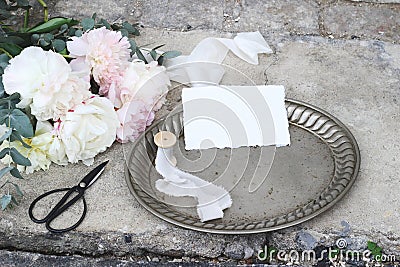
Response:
[2,47,91,121]
[30,72,92,121]
[0,121,54,174]
[47,137,68,166]
[3,47,70,109]
[56,96,119,165]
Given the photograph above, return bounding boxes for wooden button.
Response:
[154,131,177,148]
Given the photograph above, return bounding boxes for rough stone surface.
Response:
[350,0,400,3]
[223,0,320,35]
[43,0,400,43]
[51,0,224,31]
[0,250,249,267]
[2,0,400,265]
[321,2,400,42]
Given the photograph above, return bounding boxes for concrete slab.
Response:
[223,0,320,35]
[52,0,224,31]
[2,0,400,265]
[0,250,256,267]
[321,2,400,42]
[1,28,399,264]
[350,0,400,3]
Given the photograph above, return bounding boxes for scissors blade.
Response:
[79,160,109,189]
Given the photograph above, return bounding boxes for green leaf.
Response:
[59,23,68,32]
[31,33,40,43]
[129,39,137,53]
[152,44,165,51]
[367,241,378,251]
[367,241,383,258]
[58,48,67,55]
[0,36,26,45]
[10,167,23,179]
[157,55,164,66]
[0,53,10,66]
[0,147,11,159]
[110,24,120,31]
[10,130,31,148]
[99,19,111,29]
[52,39,66,52]
[122,21,139,35]
[10,147,31,166]
[0,77,5,98]
[67,27,76,36]
[75,30,83,37]
[81,18,95,31]
[11,109,34,137]
[162,50,182,59]
[0,110,10,125]
[43,33,54,42]
[0,93,21,109]
[11,195,18,205]
[91,13,97,20]
[120,29,130,37]
[1,109,34,138]
[0,128,12,142]
[150,50,157,61]
[27,18,77,33]
[39,39,50,47]
[119,28,129,37]
[135,48,147,64]
[0,42,22,56]
[1,194,12,210]
[10,182,23,196]
[0,166,13,179]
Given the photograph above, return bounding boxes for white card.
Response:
[182,85,290,150]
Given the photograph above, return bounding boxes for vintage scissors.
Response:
[28,161,108,233]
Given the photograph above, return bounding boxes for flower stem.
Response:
[7,103,11,167]
[0,48,13,59]
[23,9,30,30]
[37,0,48,22]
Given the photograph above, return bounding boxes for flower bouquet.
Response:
[0,1,180,209]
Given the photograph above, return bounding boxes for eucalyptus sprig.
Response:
[133,42,182,65]
[0,90,33,210]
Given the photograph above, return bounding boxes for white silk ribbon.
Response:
[165,31,273,86]
[155,32,273,222]
[155,148,232,222]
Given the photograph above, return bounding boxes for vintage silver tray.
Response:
[125,99,360,234]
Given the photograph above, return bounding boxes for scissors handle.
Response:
[46,195,87,234]
[29,188,70,223]
[28,187,87,233]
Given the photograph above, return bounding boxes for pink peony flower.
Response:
[108,60,170,109]
[116,100,155,143]
[67,27,131,95]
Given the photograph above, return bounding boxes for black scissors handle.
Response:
[28,186,87,233]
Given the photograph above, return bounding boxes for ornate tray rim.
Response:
[125,98,361,234]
